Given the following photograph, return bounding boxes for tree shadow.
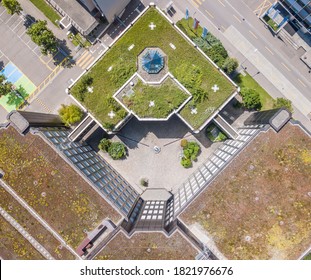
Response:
[6,85,29,107]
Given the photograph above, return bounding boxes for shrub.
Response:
[273,97,293,113]
[2,0,22,15]
[180,139,188,148]
[240,88,261,110]
[205,43,228,67]
[98,138,111,152]
[206,124,227,142]
[108,142,127,160]
[58,104,83,126]
[73,75,93,102]
[181,157,192,168]
[184,141,200,161]
[222,57,239,75]
[140,178,148,187]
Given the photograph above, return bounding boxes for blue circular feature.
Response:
[142,50,164,74]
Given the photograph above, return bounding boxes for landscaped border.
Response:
[113,72,192,122]
[67,3,238,133]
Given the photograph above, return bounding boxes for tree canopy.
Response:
[58,104,83,126]
[26,20,58,55]
[2,0,22,15]
[240,88,262,110]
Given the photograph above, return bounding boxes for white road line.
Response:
[281,62,291,72]
[233,14,242,23]
[12,19,23,31]
[205,9,214,19]
[217,0,226,7]
[264,46,274,55]
[249,30,258,39]
[298,78,306,88]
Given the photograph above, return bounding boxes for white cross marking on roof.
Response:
[212,84,219,93]
[149,22,156,30]
[191,108,197,115]
[149,101,155,107]
[108,111,115,119]
[87,86,93,93]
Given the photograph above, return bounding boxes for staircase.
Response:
[173,125,264,216]
[278,29,299,50]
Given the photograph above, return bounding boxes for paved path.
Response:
[0,206,54,260]
[0,179,81,259]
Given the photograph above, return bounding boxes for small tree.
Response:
[240,88,261,110]
[222,57,239,75]
[58,104,83,126]
[181,157,192,168]
[108,142,127,160]
[2,0,22,15]
[27,20,58,55]
[0,75,13,97]
[273,97,293,113]
[98,138,111,152]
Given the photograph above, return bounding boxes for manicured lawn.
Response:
[0,127,121,248]
[234,73,274,110]
[121,77,189,118]
[181,123,311,259]
[71,8,235,130]
[29,0,61,26]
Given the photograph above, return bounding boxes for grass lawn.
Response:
[0,216,45,260]
[95,231,198,260]
[234,73,274,110]
[121,77,189,118]
[0,188,75,259]
[29,0,61,26]
[71,8,235,130]
[304,252,311,260]
[263,15,279,31]
[0,127,122,248]
[181,123,311,259]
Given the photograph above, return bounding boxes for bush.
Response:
[240,88,261,110]
[108,142,127,160]
[180,139,188,148]
[58,104,83,126]
[140,178,148,187]
[183,141,200,161]
[74,75,93,102]
[181,157,192,168]
[205,43,228,67]
[222,57,239,75]
[273,97,293,113]
[2,0,22,15]
[98,138,111,152]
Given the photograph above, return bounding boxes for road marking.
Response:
[76,51,89,65]
[249,30,258,39]
[191,0,199,8]
[80,55,95,69]
[253,0,273,17]
[264,46,274,55]
[77,53,92,68]
[12,19,22,31]
[217,0,226,7]
[35,97,52,113]
[298,78,306,88]
[205,9,214,19]
[233,14,242,23]
[193,0,202,5]
[281,62,291,72]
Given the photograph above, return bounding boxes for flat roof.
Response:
[52,0,98,32]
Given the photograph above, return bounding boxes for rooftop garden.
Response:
[71,8,235,130]
[0,216,45,260]
[181,124,311,259]
[95,231,198,260]
[119,77,189,119]
[0,188,75,259]
[0,127,122,248]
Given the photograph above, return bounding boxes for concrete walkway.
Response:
[0,206,54,260]
[0,179,81,259]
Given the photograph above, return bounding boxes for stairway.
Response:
[278,29,299,50]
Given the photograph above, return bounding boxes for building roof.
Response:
[94,0,131,23]
[51,0,98,34]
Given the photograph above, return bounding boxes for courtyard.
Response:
[101,116,223,192]
[71,7,235,131]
